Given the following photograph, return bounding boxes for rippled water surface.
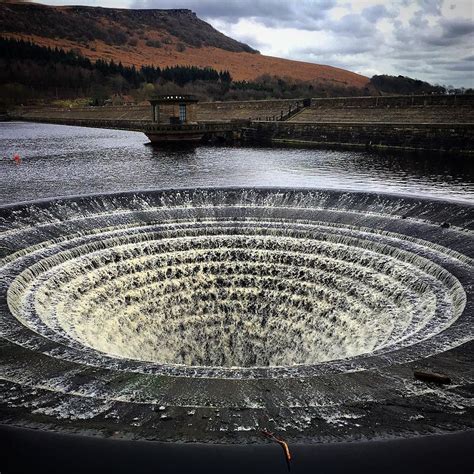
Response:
[0,121,473,205]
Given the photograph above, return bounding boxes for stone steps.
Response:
[289,107,474,124]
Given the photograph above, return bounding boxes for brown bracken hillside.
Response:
[0,3,369,88]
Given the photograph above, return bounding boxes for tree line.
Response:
[370,75,472,96]
[0,37,373,105]
[0,37,232,104]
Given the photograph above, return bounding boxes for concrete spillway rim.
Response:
[1,185,473,211]
[0,186,472,379]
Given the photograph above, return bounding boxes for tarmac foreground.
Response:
[0,425,473,474]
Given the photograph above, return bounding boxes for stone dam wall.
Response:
[290,94,474,124]
[9,95,474,153]
[10,105,151,130]
[246,122,474,153]
[11,98,305,124]
[197,99,305,121]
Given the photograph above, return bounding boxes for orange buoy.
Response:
[13,154,21,164]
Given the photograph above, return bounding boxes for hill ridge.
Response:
[0,3,369,88]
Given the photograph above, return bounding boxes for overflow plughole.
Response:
[0,187,472,442]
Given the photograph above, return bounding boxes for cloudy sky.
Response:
[39,0,473,87]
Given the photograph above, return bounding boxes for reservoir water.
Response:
[0,121,473,205]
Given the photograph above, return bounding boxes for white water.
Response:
[2,189,470,377]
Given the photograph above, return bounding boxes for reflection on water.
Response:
[0,121,473,205]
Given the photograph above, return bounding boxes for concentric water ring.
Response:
[1,188,472,381]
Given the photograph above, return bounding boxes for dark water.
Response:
[0,121,473,205]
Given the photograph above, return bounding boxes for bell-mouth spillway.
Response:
[0,187,472,442]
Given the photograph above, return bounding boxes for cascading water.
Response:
[0,188,472,441]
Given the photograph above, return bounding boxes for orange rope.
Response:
[261,429,292,463]
[277,439,292,461]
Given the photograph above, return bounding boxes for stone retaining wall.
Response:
[247,121,474,153]
[291,95,474,123]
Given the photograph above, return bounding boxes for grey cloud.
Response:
[416,0,443,15]
[327,13,377,38]
[418,17,474,46]
[418,69,472,86]
[423,34,460,46]
[228,32,269,51]
[361,4,396,23]
[131,0,336,30]
[395,9,474,48]
[419,56,470,65]
[294,37,377,57]
[393,51,437,60]
[408,9,429,29]
[440,17,474,38]
[286,51,359,72]
[448,63,474,71]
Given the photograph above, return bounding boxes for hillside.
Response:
[0,2,369,88]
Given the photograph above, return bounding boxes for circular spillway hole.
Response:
[3,188,470,378]
[9,221,462,369]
